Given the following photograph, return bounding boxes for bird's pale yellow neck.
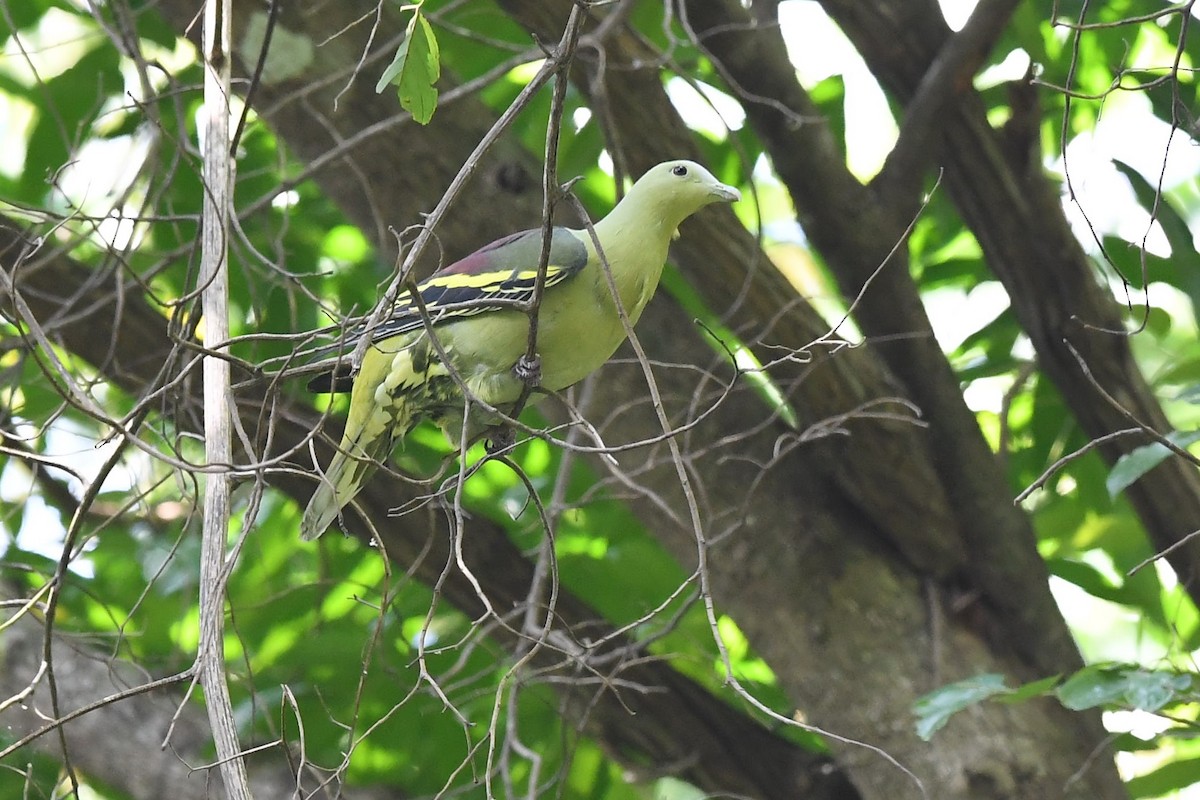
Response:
[587,195,676,317]
[600,182,695,239]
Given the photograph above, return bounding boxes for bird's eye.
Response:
[671,164,688,177]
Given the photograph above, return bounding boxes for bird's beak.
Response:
[711,182,741,203]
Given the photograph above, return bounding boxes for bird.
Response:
[300,160,740,540]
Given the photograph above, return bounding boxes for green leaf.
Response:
[19,43,121,201]
[1097,235,1174,292]
[375,9,441,125]
[1056,664,1190,712]
[913,673,1009,741]
[1112,160,1200,317]
[1122,669,1191,712]
[998,674,1061,704]
[808,75,847,160]
[1125,755,1200,799]
[1056,665,1129,710]
[1110,732,1163,753]
[8,0,54,30]
[1106,430,1200,499]
[1046,558,1127,605]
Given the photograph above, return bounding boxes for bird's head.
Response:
[618,160,740,232]
[641,159,741,206]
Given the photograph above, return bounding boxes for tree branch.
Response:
[199,0,252,796]
[875,0,1022,200]
[822,0,1200,608]
[678,0,1083,679]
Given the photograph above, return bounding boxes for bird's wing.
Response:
[369,226,589,341]
[307,227,589,392]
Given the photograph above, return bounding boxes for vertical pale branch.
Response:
[200,0,251,797]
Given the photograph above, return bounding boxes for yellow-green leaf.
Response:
[375,10,440,125]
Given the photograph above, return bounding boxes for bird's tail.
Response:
[300,429,395,541]
[300,383,417,541]
[299,341,442,540]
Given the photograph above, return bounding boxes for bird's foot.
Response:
[485,425,516,454]
[513,353,541,388]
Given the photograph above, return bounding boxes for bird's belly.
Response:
[437,300,627,405]
[436,312,528,404]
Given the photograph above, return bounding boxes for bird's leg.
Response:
[513,352,542,388]
[487,354,540,455]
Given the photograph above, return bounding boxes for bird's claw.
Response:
[514,353,541,387]
[485,425,516,454]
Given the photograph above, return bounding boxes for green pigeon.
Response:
[301,160,740,540]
